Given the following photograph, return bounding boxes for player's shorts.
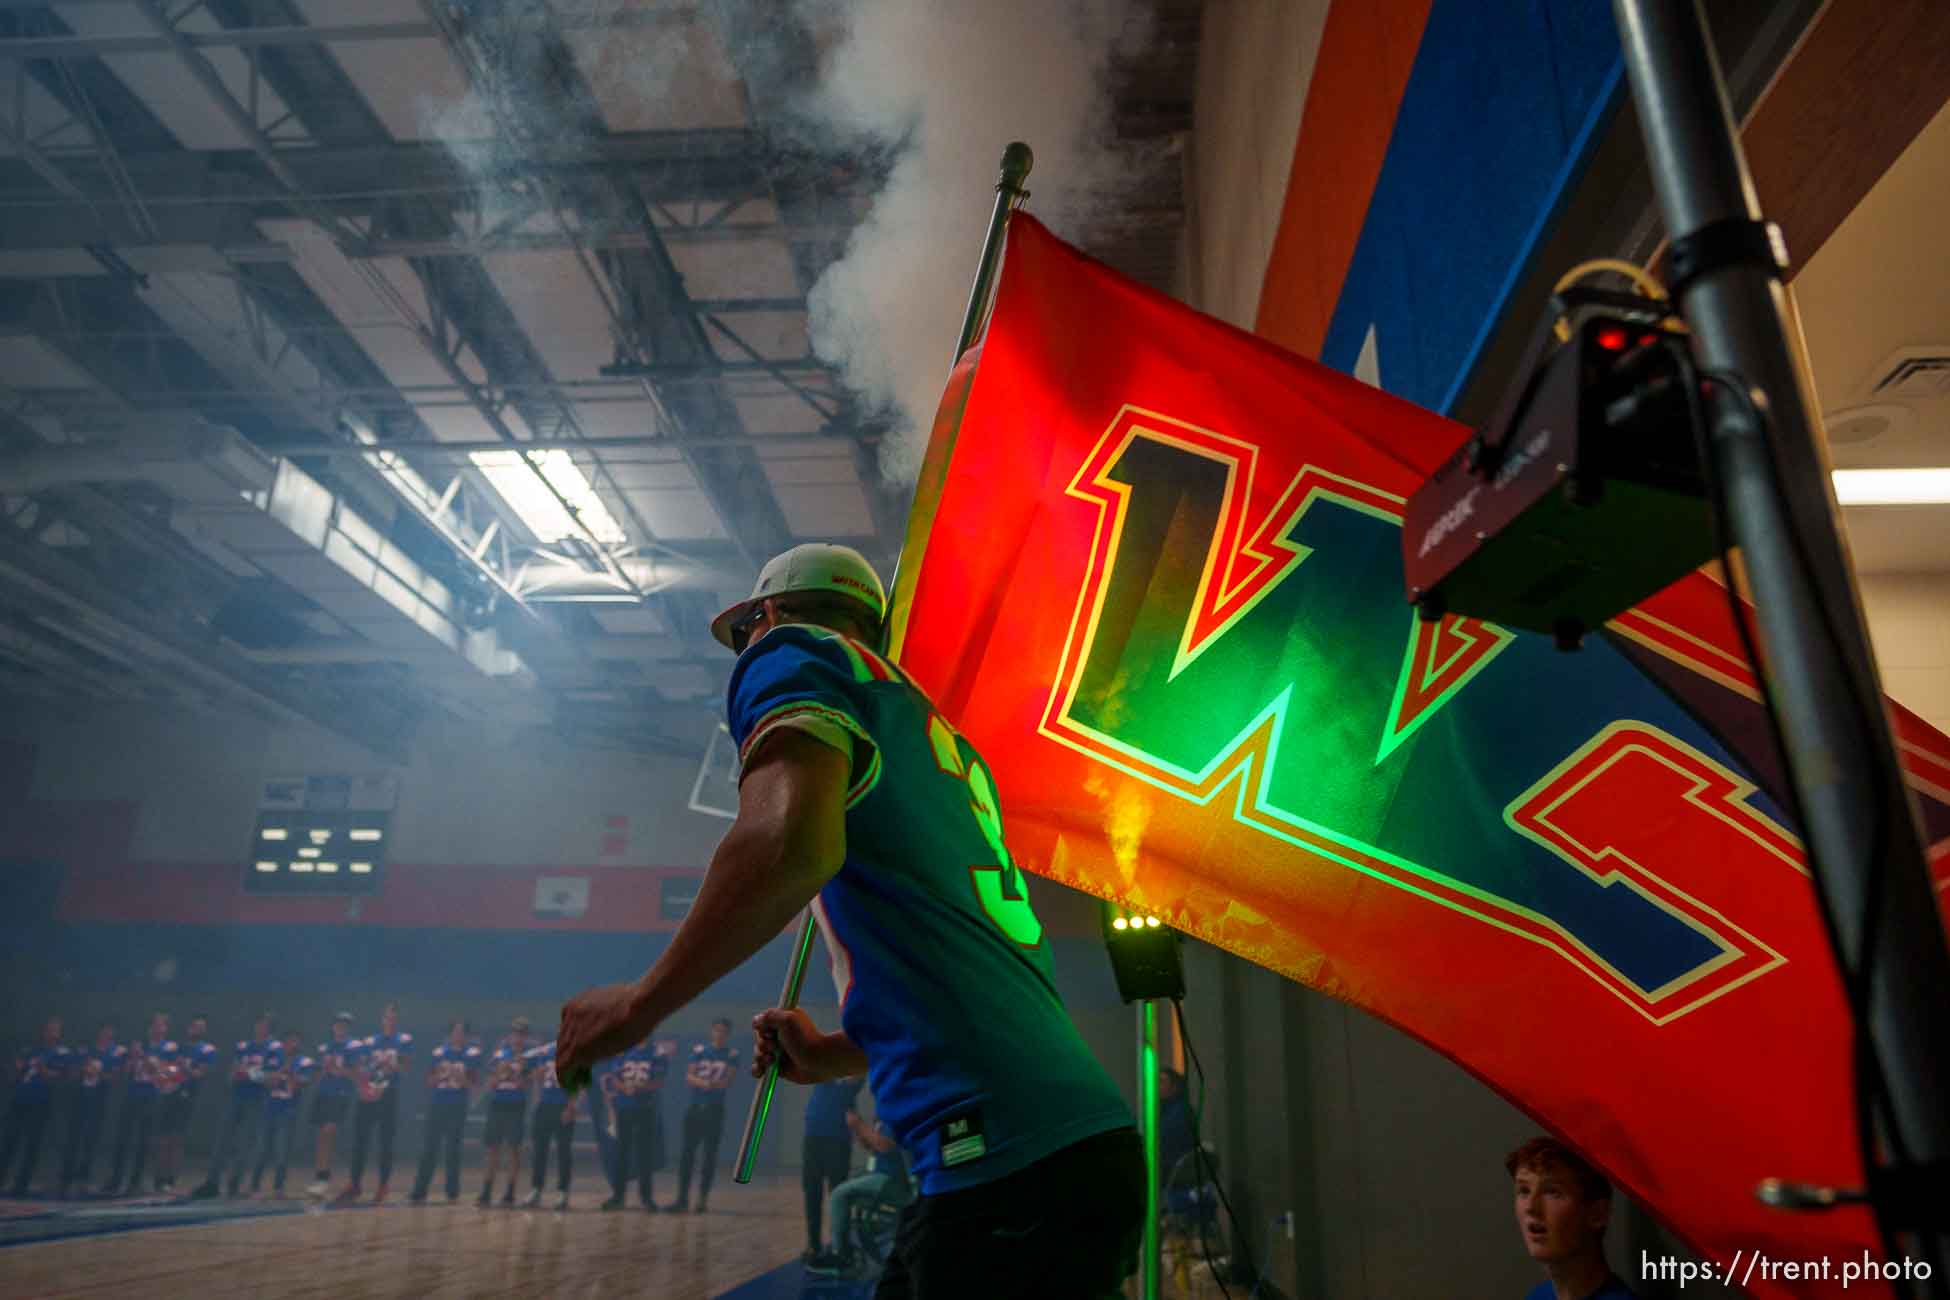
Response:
[311,1092,350,1127]
[484,1101,527,1146]
[156,1093,194,1136]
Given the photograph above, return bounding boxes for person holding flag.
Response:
[251,1030,312,1198]
[408,1019,478,1205]
[556,543,1141,1298]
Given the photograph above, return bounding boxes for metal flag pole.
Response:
[732,909,819,1185]
[1613,0,1950,1274]
[1139,999,1162,1300]
[883,141,1035,661]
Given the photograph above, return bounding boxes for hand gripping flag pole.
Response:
[730,141,1034,1185]
[733,908,820,1184]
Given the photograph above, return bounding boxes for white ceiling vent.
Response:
[1867,347,1950,400]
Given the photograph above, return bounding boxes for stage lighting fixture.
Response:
[1102,901,1185,1003]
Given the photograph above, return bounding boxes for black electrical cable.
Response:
[1665,339,1937,1288]
[1173,998,1241,1300]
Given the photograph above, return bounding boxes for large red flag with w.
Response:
[892,215,1950,1297]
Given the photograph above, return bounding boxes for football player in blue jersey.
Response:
[252,1030,312,1197]
[154,1012,215,1194]
[193,1012,275,1199]
[800,1074,865,1259]
[668,1019,739,1213]
[520,1034,578,1211]
[558,544,1141,1298]
[104,1011,175,1196]
[1,1015,71,1196]
[597,1037,664,1212]
[337,1002,413,1204]
[60,1020,123,1198]
[409,1019,480,1205]
[478,1016,532,1208]
[306,1012,356,1197]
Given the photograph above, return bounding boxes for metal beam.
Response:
[0,8,696,54]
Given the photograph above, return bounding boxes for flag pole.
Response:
[731,909,819,1185]
[884,141,1034,661]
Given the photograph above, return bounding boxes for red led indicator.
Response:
[1596,325,1629,352]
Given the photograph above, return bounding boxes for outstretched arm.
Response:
[558,730,849,1076]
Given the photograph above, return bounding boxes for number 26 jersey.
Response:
[728,625,1130,1195]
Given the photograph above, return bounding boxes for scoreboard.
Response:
[245,774,396,896]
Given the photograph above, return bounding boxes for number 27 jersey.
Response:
[728,625,1129,1195]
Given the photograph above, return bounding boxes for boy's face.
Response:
[1513,1161,1609,1263]
[710,1022,730,1049]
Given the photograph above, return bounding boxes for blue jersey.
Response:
[685,1044,740,1107]
[526,1042,571,1106]
[76,1043,127,1095]
[485,1043,531,1104]
[805,1076,863,1141]
[266,1049,314,1113]
[179,1039,219,1099]
[428,1042,481,1105]
[728,625,1131,1193]
[350,1031,414,1099]
[1525,1277,1638,1300]
[603,1043,664,1112]
[11,1044,71,1101]
[229,1039,276,1096]
[314,1036,356,1096]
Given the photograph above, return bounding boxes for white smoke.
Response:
[789,1,1148,486]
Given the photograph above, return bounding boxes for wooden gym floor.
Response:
[0,1177,843,1300]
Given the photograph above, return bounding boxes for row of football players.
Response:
[0,1006,743,1211]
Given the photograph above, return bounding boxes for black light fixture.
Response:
[1102,901,1185,1003]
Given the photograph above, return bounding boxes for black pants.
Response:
[253,1108,297,1191]
[803,1133,854,1250]
[61,1094,109,1191]
[107,1093,158,1191]
[874,1128,1144,1300]
[0,1098,52,1193]
[611,1105,661,1203]
[675,1102,725,1203]
[411,1103,466,1200]
[206,1091,265,1189]
[530,1104,575,1193]
[348,1091,397,1188]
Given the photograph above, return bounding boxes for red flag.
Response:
[895,214,1950,1297]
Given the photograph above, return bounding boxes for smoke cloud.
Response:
[788,1,1148,486]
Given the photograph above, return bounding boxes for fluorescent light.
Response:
[471,449,626,544]
[350,829,383,842]
[1833,468,1950,505]
[290,861,314,873]
[308,829,331,844]
[350,861,374,874]
[297,847,321,859]
[261,828,288,841]
[315,861,339,873]
[254,861,279,873]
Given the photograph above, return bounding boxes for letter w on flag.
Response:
[890,213,1950,1297]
